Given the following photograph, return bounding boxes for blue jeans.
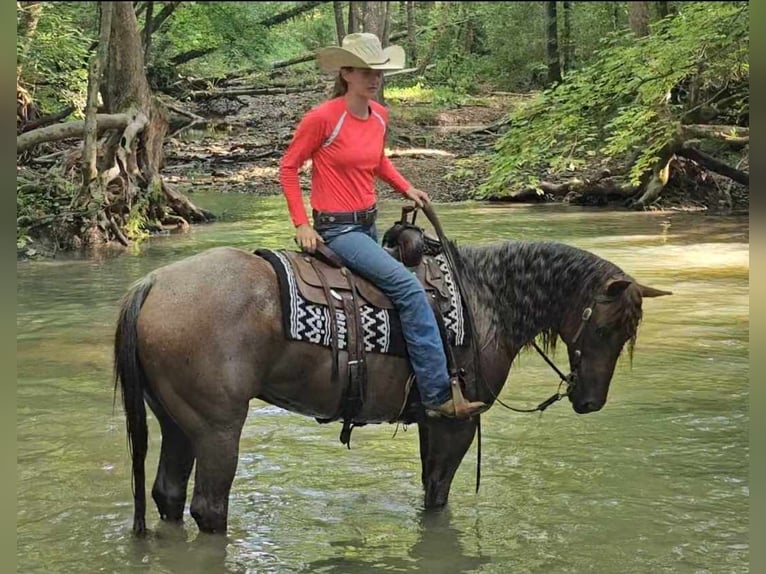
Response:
[316,222,452,408]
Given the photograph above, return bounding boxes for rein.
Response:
[489,304,593,415]
[414,205,608,495]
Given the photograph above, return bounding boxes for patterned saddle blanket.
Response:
[255,248,470,357]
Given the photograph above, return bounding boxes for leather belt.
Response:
[313,205,378,227]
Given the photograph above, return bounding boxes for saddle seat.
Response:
[283,249,452,312]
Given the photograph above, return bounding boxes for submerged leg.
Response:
[418,421,431,490]
[189,407,248,534]
[148,396,195,523]
[420,418,478,508]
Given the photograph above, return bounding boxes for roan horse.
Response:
[114,235,671,536]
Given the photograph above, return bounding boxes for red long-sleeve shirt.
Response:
[279,97,412,227]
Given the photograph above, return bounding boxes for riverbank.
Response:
[17,85,748,261]
[165,85,749,212]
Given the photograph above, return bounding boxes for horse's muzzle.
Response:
[572,399,605,414]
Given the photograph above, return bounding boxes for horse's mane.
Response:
[450,239,642,360]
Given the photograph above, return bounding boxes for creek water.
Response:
[17,196,748,573]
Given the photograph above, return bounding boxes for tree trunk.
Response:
[142,1,154,64]
[81,3,114,201]
[332,1,346,43]
[348,1,361,34]
[360,1,392,103]
[257,1,328,27]
[562,1,573,72]
[612,2,620,30]
[546,1,562,84]
[145,0,181,35]
[98,2,211,244]
[629,1,650,37]
[406,1,417,64]
[170,46,218,66]
[657,1,669,19]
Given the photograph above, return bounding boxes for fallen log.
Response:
[681,124,748,144]
[505,176,636,201]
[677,145,749,185]
[384,64,435,79]
[189,84,323,100]
[20,106,75,133]
[17,113,132,153]
[270,52,317,69]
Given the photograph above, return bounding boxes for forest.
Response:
[16,1,749,257]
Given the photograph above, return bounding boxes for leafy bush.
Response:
[477,2,749,198]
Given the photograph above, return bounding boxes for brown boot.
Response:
[426,398,488,419]
[425,377,488,419]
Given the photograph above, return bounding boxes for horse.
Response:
[113,238,671,535]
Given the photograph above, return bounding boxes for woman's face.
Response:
[341,67,383,98]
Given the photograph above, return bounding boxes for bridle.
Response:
[485,295,613,414]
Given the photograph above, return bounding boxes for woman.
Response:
[278,33,486,419]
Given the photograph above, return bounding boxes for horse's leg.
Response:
[188,406,248,535]
[146,395,195,523]
[418,422,431,490]
[419,418,478,508]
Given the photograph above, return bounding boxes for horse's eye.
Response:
[594,326,609,338]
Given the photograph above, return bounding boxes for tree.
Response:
[18,1,212,247]
[546,1,561,84]
[359,1,393,103]
[332,1,345,44]
[629,1,650,37]
[348,1,361,34]
[562,1,573,73]
[406,1,416,64]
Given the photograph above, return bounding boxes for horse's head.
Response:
[560,276,671,414]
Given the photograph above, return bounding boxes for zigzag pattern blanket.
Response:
[255,249,469,358]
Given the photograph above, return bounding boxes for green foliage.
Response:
[477,2,749,198]
[153,2,275,72]
[124,199,151,241]
[20,2,96,115]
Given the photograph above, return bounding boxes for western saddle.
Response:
[282,219,460,446]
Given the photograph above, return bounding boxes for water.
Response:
[17,196,748,573]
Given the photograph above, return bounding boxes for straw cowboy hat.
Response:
[317,33,406,73]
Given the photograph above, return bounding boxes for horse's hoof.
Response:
[133,518,147,537]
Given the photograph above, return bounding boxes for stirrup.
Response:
[449,376,488,418]
[425,377,488,419]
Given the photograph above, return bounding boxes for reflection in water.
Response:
[125,524,245,574]
[308,508,490,574]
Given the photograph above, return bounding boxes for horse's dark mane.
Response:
[451,240,642,358]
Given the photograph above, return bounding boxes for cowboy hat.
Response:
[317,33,406,73]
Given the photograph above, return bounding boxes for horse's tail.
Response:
[113,273,155,536]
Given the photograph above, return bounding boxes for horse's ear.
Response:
[637,283,673,298]
[605,277,633,297]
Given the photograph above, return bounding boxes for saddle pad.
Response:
[255,248,469,357]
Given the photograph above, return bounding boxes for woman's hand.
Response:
[403,186,431,208]
[295,223,324,253]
